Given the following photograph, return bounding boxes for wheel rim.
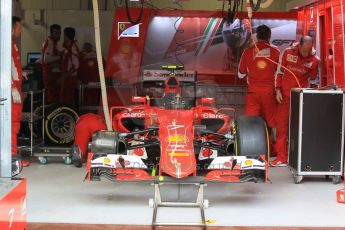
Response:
[50,113,75,139]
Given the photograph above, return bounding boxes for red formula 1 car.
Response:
[85,73,269,184]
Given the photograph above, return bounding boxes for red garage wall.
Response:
[296,0,345,86]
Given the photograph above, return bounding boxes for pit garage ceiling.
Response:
[21,0,297,12]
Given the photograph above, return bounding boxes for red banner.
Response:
[105,8,151,83]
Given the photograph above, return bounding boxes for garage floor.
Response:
[21,159,345,227]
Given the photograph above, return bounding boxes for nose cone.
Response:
[155,109,197,179]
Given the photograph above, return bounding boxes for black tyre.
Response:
[20,98,43,139]
[45,104,79,146]
[29,105,44,139]
[234,115,269,158]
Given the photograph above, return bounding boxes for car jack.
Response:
[150,181,208,228]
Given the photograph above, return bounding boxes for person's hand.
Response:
[310,84,318,89]
[12,87,21,104]
[276,88,283,104]
[22,70,29,80]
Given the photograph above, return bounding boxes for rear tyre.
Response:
[20,105,43,139]
[234,115,269,158]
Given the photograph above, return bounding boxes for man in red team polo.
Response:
[79,42,104,109]
[238,24,280,155]
[272,36,319,166]
[41,24,62,104]
[11,16,30,166]
[72,113,107,167]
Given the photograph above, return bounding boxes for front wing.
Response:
[86,153,268,183]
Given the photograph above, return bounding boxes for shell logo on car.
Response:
[167,134,188,142]
[244,160,253,166]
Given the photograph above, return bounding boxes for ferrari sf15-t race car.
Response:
[85,75,269,183]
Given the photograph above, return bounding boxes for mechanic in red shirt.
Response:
[11,17,30,166]
[60,27,80,107]
[11,17,23,155]
[238,24,280,155]
[271,36,319,167]
[79,42,104,109]
[79,42,101,84]
[72,113,106,167]
[41,24,62,104]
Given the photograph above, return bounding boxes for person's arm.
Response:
[275,49,288,89]
[275,49,288,103]
[11,54,21,104]
[306,57,320,80]
[238,49,248,79]
[70,45,80,75]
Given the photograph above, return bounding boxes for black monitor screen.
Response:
[27,52,41,65]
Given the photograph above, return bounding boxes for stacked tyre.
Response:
[44,104,79,146]
[26,104,79,146]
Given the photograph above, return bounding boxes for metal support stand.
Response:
[33,147,72,165]
[151,182,207,228]
[18,89,45,155]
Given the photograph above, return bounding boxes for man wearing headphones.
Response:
[272,36,319,167]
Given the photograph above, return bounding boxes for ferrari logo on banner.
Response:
[118,22,141,40]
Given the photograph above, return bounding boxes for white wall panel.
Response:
[51,0,81,10]
[21,0,108,10]
[21,10,113,65]
[22,0,53,10]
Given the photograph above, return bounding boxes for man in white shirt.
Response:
[41,24,62,104]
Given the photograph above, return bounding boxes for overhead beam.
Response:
[286,0,319,11]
